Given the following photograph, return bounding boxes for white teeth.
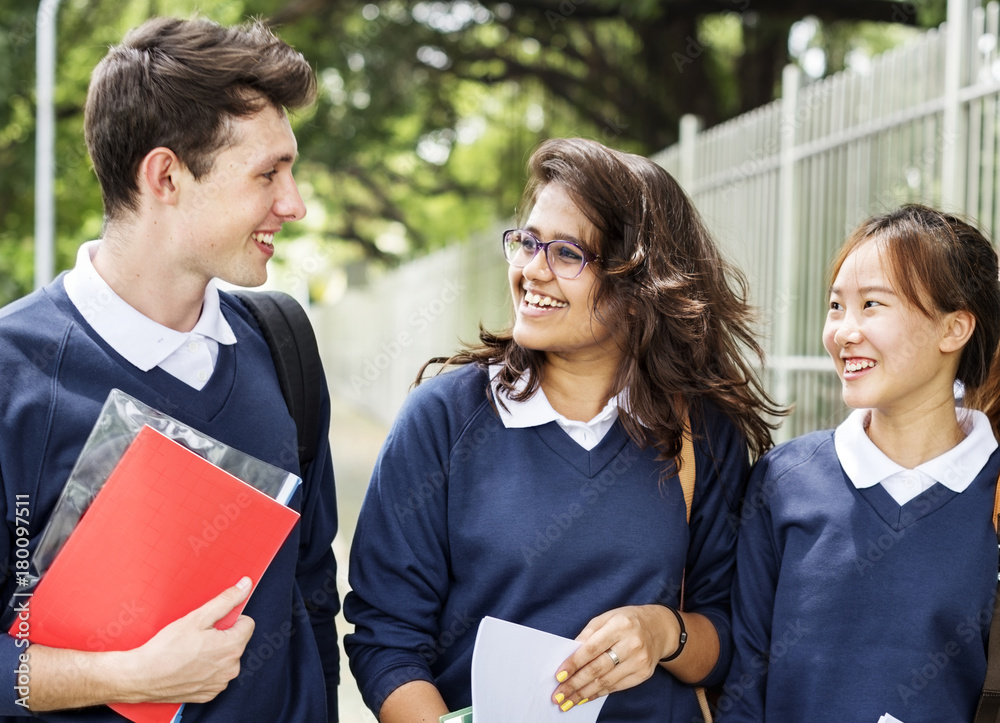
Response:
[524,291,567,308]
[845,360,876,373]
[252,232,274,247]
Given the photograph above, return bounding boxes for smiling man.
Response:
[0,17,339,722]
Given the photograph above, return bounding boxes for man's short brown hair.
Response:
[84,17,316,220]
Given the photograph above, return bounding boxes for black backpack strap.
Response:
[231,290,323,472]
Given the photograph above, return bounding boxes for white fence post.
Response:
[942,0,969,209]
[35,0,63,290]
[678,114,703,190]
[773,64,801,428]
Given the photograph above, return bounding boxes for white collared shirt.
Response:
[489,365,623,450]
[63,241,237,390]
[834,407,998,505]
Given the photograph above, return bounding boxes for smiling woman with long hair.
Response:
[344,138,783,722]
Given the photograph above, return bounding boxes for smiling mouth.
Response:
[524,291,567,309]
[844,359,877,373]
[252,232,274,249]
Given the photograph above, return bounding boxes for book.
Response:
[440,707,473,722]
[12,425,300,723]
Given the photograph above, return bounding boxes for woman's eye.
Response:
[863,300,881,309]
[554,244,583,262]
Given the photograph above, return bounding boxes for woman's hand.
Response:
[550,604,719,711]
[549,605,678,712]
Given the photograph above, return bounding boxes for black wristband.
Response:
[659,606,687,662]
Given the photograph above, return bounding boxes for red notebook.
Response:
[14,425,300,723]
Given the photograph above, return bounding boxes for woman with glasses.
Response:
[344,138,782,722]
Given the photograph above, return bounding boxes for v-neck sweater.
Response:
[722,429,1000,723]
[0,277,339,722]
[344,364,750,722]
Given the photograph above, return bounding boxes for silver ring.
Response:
[606,648,620,667]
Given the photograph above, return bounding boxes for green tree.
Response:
[0,0,945,305]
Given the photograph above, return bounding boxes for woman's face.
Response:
[508,184,620,364]
[822,239,965,416]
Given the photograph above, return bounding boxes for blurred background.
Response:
[8,0,1000,719]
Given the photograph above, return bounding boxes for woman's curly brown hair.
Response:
[420,137,785,464]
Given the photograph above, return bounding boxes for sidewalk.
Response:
[329,396,388,723]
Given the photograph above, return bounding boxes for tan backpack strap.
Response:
[675,413,713,722]
[676,414,696,606]
[679,414,696,524]
[994,471,1000,532]
[696,688,713,722]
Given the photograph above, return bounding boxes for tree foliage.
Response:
[0,0,945,304]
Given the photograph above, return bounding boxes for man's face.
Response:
[173,105,306,288]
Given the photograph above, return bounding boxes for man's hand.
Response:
[122,576,256,703]
[26,577,255,711]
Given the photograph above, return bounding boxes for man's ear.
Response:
[940,309,976,354]
[139,147,182,205]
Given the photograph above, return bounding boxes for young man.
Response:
[0,17,339,721]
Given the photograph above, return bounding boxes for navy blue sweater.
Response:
[344,364,749,722]
[0,278,339,721]
[721,430,1000,722]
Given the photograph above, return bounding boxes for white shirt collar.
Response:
[835,407,997,496]
[488,364,623,450]
[63,240,237,372]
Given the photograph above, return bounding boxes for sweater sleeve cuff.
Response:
[361,663,436,717]
[0,633,32,716]
[308,610,339,722]
[695,609,732,687]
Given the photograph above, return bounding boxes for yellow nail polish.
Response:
[560,700,575,712]
[556,670,569,682]
[579,698,589,705]
[554,693,564,704]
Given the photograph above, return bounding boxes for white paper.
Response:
[471,616,608,723]
[877,714,905,723]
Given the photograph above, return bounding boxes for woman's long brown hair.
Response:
[419,138,785,464]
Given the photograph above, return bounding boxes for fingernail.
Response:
[236,577,251,590]
[560,700,574,712]
[556,670,568,682]
[554,693,565,704]
[579,698,589,705]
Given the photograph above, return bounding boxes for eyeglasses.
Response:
[502,229,600,280]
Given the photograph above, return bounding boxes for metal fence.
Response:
[655,0,1000,439]
[318,0,1000,438]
